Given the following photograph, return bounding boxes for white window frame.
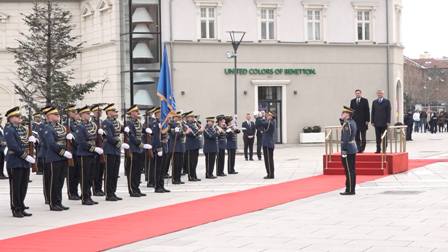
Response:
[199,7,217,39]
[193,0,223,41]
[302,1,328,43]
[306,9,321,41]
[81,3,94,18]
[352,2,377,43]
[259,8,277,41]
[255,0,283,42]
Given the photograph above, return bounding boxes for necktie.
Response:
[357,98,360,104]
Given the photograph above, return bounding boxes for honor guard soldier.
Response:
[225,116,240,175]
[75,106,103,205]
[31,112,44,175]
[124,105,151,197]
[262,112,276,179]
[143,107,154,186]
[4,107,35,217]
[66,105,81,200]
[160,115,172,179]
[91,104,105,196]
[102,104,128,201]
[0,114,7,179]
[43,107,72,211]
[39,106,52,204]
[181,112,190,176]
[203,117,218,179]
[168,112,186,184]
[150,107,170,193]
[185,111,202,182]
[339,106,358,196]
[215,115,227,177]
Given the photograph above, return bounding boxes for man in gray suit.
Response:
[371,90,391,153]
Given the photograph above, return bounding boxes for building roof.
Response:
[410,58,448,69]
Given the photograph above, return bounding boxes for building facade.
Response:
[0,0,404,143]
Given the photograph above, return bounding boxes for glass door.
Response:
[258,86,282,143]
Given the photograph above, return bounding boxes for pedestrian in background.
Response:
[420,109,428,133]
[404,111,414,141]
[412,110,420,132]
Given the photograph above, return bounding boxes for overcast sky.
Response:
[402,0,448,58]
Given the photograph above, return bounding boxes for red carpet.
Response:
[1,159,447,251]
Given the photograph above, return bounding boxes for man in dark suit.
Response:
[350,89,370,153]
[241,113,256,161]
[371,90,391,153]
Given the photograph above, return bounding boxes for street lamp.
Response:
[226,31,246,117]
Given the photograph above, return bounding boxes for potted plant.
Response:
[299,125,325,143]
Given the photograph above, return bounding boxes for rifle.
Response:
[123,105,130,160]
[95,108,105,163]
[28,108,37,172]
[65,111,74,167]
[145,113,153,160]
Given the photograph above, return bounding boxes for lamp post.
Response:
[227,31,246,117]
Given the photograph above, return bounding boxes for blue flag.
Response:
[157,47,176,127]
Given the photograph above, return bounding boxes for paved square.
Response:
[1,133,448,251]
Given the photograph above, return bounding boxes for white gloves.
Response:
[25,155,36,164]
[66,133,74,140]
[143,144,152,150]
[157,151,163,157]
[226,129,232,133]
[145,128,152,134]
[175,127,180,133]
[121,143,130,149]
[63,151,73,159]
[98,128,105,135]
[124,127,130,133]
[28,135,37,143]
[94,147,104,155]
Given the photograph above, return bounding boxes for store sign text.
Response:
[224,68,316,76]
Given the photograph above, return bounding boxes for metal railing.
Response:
[324,125,407,170]
[380,125,407,170]
[324,126,342,169]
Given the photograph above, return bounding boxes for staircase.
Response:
[323,152,409,175]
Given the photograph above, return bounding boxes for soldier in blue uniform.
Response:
[185,111,202,182]
[0,114,7,180]
[203,117,218,179]
[65,105,81,200]
[143,107,155,187]
[262,112,276,179]
[4,107,35,217]
[43,106,72,211]
[225,116,240,175]
[102,104,129,201]
[216,115,227,176]
[150,107,170,193]
[75,106,103,205]
[168,112,186,184]
[339,106,358,196]
[91,104,105,196]
[38,106,52,204]
[160,116,172,179]
[124,105,151,196]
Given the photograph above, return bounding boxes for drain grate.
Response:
[381,191,424,195]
